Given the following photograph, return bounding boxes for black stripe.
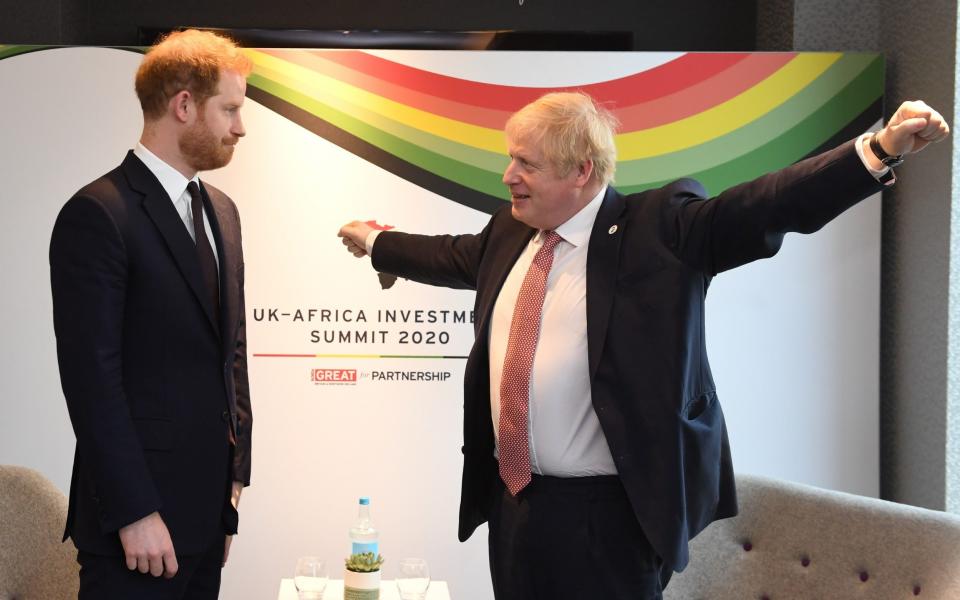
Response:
[246,86,507,215]
[799,98,884,161]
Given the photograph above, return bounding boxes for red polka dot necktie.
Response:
[498,230,563,496]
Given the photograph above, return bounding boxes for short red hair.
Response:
[135,29,252,121]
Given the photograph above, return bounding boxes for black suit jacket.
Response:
[371,140,883,571]
[50,151,252,556]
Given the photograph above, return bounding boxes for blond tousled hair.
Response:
[135,29,253,121]
[505,91,619,185]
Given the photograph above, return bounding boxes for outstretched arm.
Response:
[338,210,508,290]
[670,100,949,275]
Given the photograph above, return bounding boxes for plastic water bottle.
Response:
[349,496,379,556]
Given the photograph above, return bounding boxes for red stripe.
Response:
[615,53,797,130]
[256,50,796,133]
[261,49,514,130]
[317,51,755,111]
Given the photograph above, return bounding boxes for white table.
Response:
[278,578,451,600]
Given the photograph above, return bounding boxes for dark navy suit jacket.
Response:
[371,140,883,571]
[50,151,252,556]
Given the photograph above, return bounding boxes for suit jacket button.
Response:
[221,410,230,422]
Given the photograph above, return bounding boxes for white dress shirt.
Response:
[489,186,616,476]
[365,138,891,477]
[133,143,220,269]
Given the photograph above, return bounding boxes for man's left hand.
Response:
[876,100,950,157]
[223,535,233,567]
[223,481,244,566]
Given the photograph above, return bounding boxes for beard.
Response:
[179,116,237,172]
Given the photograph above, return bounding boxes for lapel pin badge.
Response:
[608,225,618,235]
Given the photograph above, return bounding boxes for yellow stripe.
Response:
[245,50,840,161]
[246,50,506,153]
[615,53,842,160]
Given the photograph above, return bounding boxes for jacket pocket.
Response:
[682,391,715,420]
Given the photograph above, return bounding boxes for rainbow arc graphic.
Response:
[0,46,883,214]
[243,49,883,214]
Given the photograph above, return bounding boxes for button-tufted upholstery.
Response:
[0,465,79,600]
[666,474,960,599]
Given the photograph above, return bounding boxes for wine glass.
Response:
[294,556,328,600]
[395,558,430,600]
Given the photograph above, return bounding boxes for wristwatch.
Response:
[869,133,904,168]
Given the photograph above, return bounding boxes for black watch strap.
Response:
[870,133,904,168]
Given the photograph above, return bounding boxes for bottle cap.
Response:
[359,496,370,505]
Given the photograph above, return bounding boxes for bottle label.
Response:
[351,541,379,555]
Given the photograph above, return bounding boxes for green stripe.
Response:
[115,45,147,55]
[252,61,510,175]
[0,45,146,61]
[615,53,882,186]
[247,52,880,202]
[248,73,510,199]
[618,54,882,196]
[0,45,48,61]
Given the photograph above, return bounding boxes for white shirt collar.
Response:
[542,184,608,247]
[133,142,200,203]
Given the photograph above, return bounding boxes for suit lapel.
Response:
[201,182,240,356]
[586,187,626,380]
[474,221,535,343]
[124,152,220,334]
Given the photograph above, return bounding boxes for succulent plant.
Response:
[345,551,384,573]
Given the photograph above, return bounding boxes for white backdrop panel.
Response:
[0,47,879,600]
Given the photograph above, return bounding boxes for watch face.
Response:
[882,156,904,168]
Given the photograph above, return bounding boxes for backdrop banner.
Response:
[0,46,882,600]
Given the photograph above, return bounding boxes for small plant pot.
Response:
[344,568,380,600]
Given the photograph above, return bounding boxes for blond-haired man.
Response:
[339,91,948,599]
[50,29,253,598]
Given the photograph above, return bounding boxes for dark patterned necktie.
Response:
[187,181,220,325]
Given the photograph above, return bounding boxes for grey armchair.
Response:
[666,474,960,599]
[0,465,79,600]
